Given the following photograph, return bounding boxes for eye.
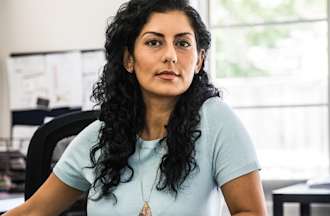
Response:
[175,39,191,48]
[145,39,162,47]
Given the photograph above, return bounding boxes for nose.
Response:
[161,43,177,64]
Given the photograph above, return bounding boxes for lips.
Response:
[157,70,178,76]
[156,71,179,80]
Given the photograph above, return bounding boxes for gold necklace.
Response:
[138,142,159,216]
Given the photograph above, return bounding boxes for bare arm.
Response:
[221,171,268,216]
[2,173,84,216]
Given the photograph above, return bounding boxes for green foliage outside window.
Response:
[212,0,326,78]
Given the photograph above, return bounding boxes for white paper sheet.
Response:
[82,50,105,76]
[45,51,83,108]
[7,55,49,110]
[81,51,105,110]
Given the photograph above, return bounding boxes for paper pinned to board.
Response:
[81,51,105,110]
[82,50,105,76]
[7,55,49,110]
[45,51,83,108]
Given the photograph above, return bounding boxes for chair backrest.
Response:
[25,110,99,214]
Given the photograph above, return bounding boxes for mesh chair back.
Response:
[25,110,99,215]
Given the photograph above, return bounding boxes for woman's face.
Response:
[124,10,204,100]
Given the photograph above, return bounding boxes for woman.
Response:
[4,0,267,215]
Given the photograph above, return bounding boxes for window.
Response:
[207,0,328,180]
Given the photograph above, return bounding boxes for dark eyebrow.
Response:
[176,32,193,37]
[142,31,193,38]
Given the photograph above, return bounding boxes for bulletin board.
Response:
[5,49,106,154]
[7,49,106,111]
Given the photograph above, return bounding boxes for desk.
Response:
[0,192,24,213]
[272,183,330,216]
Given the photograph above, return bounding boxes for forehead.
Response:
[140,10,195,36]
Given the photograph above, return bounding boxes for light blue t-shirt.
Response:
[53,97,261,216]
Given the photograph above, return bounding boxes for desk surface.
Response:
[0,192,24,213]
[273,183,330,195]
[272,183,330,216]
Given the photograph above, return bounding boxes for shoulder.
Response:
[81,119,103,134]
[53,120,103,191]
[76,120,103,139]
[199,98,260,187]
[199,97,252,148]
[65,120,103,151]
[200,96,240,130]
[201,97,231,112]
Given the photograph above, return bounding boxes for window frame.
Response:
[201,0,330,180]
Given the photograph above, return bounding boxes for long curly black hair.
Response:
[90,0,221,201]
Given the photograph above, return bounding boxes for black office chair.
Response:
[25,110,100,215]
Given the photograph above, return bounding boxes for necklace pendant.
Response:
[139,201,152,216]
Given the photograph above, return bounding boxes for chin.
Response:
[142,85,190,98]
[154,89,187,98]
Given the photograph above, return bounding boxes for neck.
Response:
[140,95,177,141]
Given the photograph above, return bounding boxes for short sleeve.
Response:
[204,99,261,187]
[53,120,102,192]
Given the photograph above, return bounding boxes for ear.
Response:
[123,48,134,73]
[195,49,205,74]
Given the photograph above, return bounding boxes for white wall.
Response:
[0,1,10,138]
[0,0,126,138]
